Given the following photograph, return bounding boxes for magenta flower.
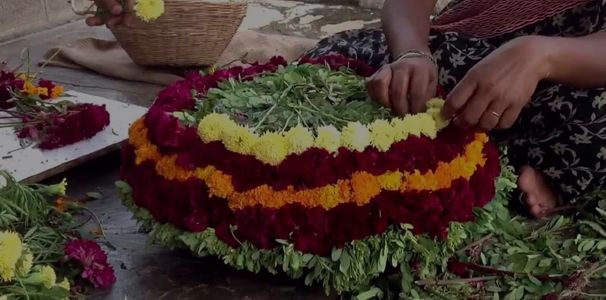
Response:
[64,239,116,289]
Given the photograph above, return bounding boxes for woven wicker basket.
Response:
[111,0,247,67]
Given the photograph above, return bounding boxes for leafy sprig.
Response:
[181,64,391,133]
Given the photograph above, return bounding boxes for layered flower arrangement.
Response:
[0,171,115,298]
[0,67,110,150]
[118,54,509,293]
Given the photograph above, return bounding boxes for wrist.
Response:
[392,49,436,65]
[516,35,555,81]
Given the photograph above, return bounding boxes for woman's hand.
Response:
[441,36,549,131]
[85,0,125,27]
[366,57,438,115]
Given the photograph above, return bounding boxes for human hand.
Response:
[441,36,549,131]
[366,56,438,115]
[85,0,125,27]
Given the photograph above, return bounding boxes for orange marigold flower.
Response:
[51,86,64,99]
[54,197,68,213]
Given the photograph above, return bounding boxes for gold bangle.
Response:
[393,50,437,66]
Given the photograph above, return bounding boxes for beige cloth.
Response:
[41,31,317,86]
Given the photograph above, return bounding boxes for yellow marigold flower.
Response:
[40,265,57,288]
[315,125,341,153]
[57,278,70,291]
[43,178,67,197]
[23,265,57,288]
[341,122,370,152]
[223,125,258,154]
[22,81,37,96]
[426,98,449,130]
[254,132,289,165]
[415,114,438,139]
[15,250,33,277]
[37,87,49,97]
[0,231,23,282]
[369,119,397,151]
[134,0,165,22]
[51,86,64,99]
[426,98,444,109]
[285,125,314,154]
[198,113,234,142]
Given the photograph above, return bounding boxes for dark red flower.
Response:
[37,79,56,100]
[0,71,23,109]
[447,258,469,277]
[18,103,110,150]
[64,239,116,289]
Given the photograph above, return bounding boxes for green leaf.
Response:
[331,248,342,261]
[538,258,553,268]
[528,274,542,286]
[580,220,606,238]
[340,250,351,273]
[378,243,388,272]
[524,255,540,273]
[356,287,381,300]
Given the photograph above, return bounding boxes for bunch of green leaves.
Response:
[176,64,391,133]
[0,171,79,299]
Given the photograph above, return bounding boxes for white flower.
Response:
[592,92,606,109]
[544,167,564,179]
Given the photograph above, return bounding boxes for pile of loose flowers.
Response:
[0,170,115,299]
[0,66,110,150]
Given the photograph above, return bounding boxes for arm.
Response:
[541,32,606,88]
[366,0,438,115]
[382,0,438,56]
[441,32,606,132]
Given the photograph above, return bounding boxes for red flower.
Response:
[64,239,116,289]
[37,79,56,100]
[18,103,110,150]
[447,258,469,277]
[0,71,23,109]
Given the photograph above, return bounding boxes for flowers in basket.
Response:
[0,67,110,150]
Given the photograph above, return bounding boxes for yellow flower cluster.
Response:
[18,74,65,99]
[0,231,65,293]
[0,231,23,282]
[131,119,487,210]
[134,0,165,22]
[197,98,448,165]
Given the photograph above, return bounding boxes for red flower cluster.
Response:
[0,71,23,109]
[18,103,110,150]
[64,239,116,289]
[121,141,500,255]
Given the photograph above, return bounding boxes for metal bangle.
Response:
[392,50,437,66]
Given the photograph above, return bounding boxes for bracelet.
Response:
[392,49,437,66]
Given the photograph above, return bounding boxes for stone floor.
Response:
[0,1,380,299]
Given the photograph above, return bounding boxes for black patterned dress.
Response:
[304,0,606,203]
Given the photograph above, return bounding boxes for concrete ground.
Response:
[0,1,380,299]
